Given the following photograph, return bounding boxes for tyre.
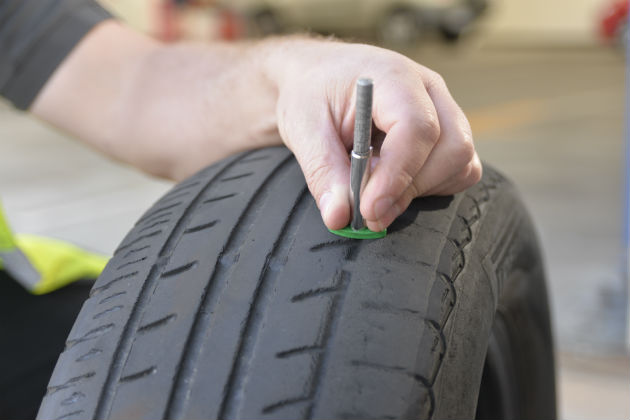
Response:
[37,146,556,420]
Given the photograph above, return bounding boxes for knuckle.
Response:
[401,167,416,187]
[395,165,418,195]
[414,114,441,144]
[429,70,447,88]
[422,68,448,93]
[459,162,482,189]
[408,177,425,198]
[454,136,476,166]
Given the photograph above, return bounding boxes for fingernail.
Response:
[373,197,393,220]
[319,191,333,221]
[368,202,401,232]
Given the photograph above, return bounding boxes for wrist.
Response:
[257,35,341,92]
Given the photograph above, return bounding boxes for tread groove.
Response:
[93,152,250,420]
[161,190,193,203]
[251,268,352,419]
[116,257,147,270]
[221,172,254,182]
[184,220,219,234]
[348,360,436,410]
[203,193,238,204]
[161,261,198,278]
[360,301,422,317]
[65,324,115,350]
[169,180,201,194]
[237,154,270,164]
[276,345,322,359]
[138,212,173,228]
[98,291,127,305]
[142,202,183,220]
[138,314,177,333]
[89,272,139,297]
[291,286,341,303]
[46,372,95,395]
[309,239,355,252]
[165,156,300,420]
[305,270,351,419]
[122,245,151,259]
[75,348,102,362]
[119,366,157,383]
[424,320,446,379]
[218,187,310,420]
[55,410,84,420]
[92,305,124,320]
[137,220,169,234]
[114,231,162,255]
[61,392,85,406]
[262,396,311,414]
[349,360,430,384]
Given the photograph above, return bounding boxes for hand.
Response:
[265,38,482,232]
[32,24,480,233]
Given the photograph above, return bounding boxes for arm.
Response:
[32,21,481,232]
[32,20,280,181]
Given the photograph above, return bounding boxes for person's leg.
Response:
[0,271,93,419]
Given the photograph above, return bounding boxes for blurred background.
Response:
[1,0,628,418]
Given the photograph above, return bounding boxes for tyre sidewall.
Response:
[431,177,553,418]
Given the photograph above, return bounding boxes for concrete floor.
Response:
[0,45,628,418]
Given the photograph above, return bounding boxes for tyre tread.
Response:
[38,151,513,420]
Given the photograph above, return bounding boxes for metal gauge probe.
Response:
[350,78,374,231]
[328,78,386,239]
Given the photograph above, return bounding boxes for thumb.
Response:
[285,124,351,230]
[318,181,350,230]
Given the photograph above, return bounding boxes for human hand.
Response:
[265,38,482,232]
[32,24,479,226]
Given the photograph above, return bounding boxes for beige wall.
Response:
[98,0,159,34]
[98,0,222,40]
[481,0,607,45]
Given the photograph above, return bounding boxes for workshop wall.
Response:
[482,0,610,45]
[99,0,612,45]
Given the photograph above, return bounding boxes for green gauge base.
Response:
[328,226,387,240]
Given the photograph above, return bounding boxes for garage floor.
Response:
[0,44,628,418]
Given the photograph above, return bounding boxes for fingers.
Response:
[362,71,481,231]
[424,153,483,196]
[275,47,481,232]
[410,73,482,196]
[360,78,441,225]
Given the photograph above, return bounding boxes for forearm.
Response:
[32,20,280,180]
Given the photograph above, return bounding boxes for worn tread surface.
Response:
[37,146,549,420]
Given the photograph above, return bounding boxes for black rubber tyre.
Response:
[37,146,556,420]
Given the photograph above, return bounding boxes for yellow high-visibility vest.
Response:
[0,201,108,294]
